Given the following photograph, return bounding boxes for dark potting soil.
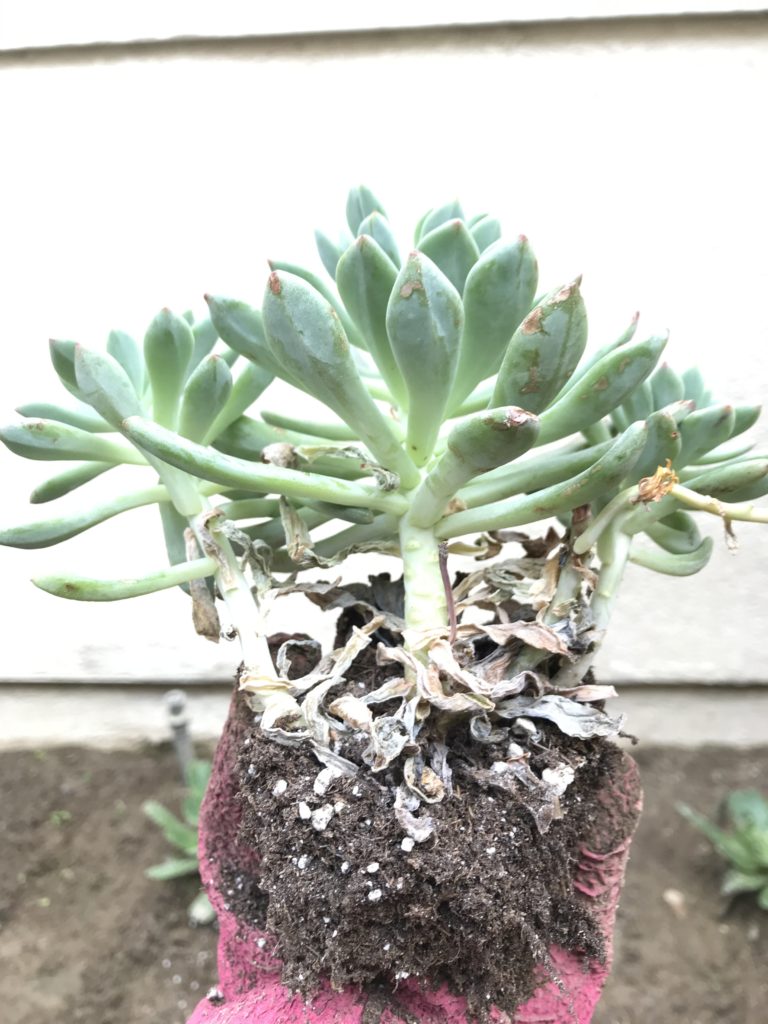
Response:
[1,743,766,1024]
[231,637,638,1022]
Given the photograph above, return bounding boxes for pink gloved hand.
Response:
[188,692,641,1024]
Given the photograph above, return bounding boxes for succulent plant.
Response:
[1,187,767,805]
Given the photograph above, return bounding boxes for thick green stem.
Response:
[399,513,447,640]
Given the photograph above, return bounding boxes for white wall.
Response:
[1,16,767,684]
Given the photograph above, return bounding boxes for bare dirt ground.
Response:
[1,743,766,1024]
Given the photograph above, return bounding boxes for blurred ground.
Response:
[1,745,766,1024]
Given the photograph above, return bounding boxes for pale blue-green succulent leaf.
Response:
[0,419,145,464]
[304,500,376,525]
[204,296,287,380]
[681,366,705,405]
[29,462,114,504]
[730,404,762,440]
[34,556,217,601]
[678,404,736,465]
[263,270,418,486]
[335,235,408,407]
[623,410,681,483]
[536,333,668,445]
[144,309,194,428]
[437,422,647,538]
[107,330,144,395]
[357,212,401,267]
[556,312,639,400]
[49,339,83,400]
[268,259,366,350]
[315,228,352,279]
[470,216,502,252]
[644,511,702,555]
[650,362,684,409]
[450,237,539,408]
[189,318,219,373]
[410,408,539,528]
[202,361,274,446]
[621,380,653,423]
[630,536,713,576]
[678,803,763,873]
[123,416,409,514]
[15,401,113,434]
[416,200,464,242]
[694,440,756,465]
[261,409,357,441]
[178,354,233,443]
[458,440,613,509]
[418,219,480,294]
[685,459,768,502]
[346,185,386,235]
[727,790,768,833]
[74,346,143,429]
[386,252,463,466]
[492,277,587,414]
[0,483,168,549]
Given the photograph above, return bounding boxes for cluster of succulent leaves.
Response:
[0,186,766,768]
[679,790,768,910]
[143,758,214,924]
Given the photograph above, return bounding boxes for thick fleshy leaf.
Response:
[204,296,287,380]
[409,407,539,528]
[357,212,401,267]
[450,237,539,408]
[536,333,668,445]
[630,536,714,576]
[730,404,762,440]
[144,309,194,428]
[470,216,502,252]
[492,278,587,414]
[0,483,168,549]
[178,354,233,442]
[386,252,463,465]
[189,318,219,373]
[314,228,351,279]
[142,800,198,854]
[267,259,365,349]
[203,361,274,444]
[678,404,735,465]
[263,270,418,486]
[418,219,479,294]
[416,200,464,241]
[107,330,144,395]
[644,511,702,554]
[623,409,681,483]
[346,185,386,234]
[49,339,82,399]
[34,556,218,601]
[459,440,612,509]
[681,366,705,405]
[29,462,113,504]
[335,235,407,407]
[261,409,356,441]
[685,459,768,502]
[123,415,410,513]
[650,363,684,409]
[74,346,142,429]
[0,419,145,464]
[621,380,653,423]
[15,401,112,434]
[437,422,647,538]
[557,312,639,400]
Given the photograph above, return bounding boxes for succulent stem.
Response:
[399,513,447,641]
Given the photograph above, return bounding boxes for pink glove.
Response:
[188,692,641,1024]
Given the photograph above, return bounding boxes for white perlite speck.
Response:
[298,801,312,820]
[314,766,341,797]
[297,855,309,870]
[272,779,288,796]
[366,862,380,874]
[368,889,382,902]
[340,861,350,874]
[400,837,415,853]
[485,847,496,855]
[311,804,335,832]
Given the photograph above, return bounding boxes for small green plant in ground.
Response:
[143,757,214,924]
[679,790,768,909]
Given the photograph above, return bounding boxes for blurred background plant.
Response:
[679,790,768,910]
[143,757,215,925]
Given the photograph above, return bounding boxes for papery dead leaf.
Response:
[494,693,626,739]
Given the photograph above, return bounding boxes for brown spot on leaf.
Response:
[521,367,540,394]
[400,280,423,299]
[593,376,609,392]
[268,272,282,296]
[521,307,544,335]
